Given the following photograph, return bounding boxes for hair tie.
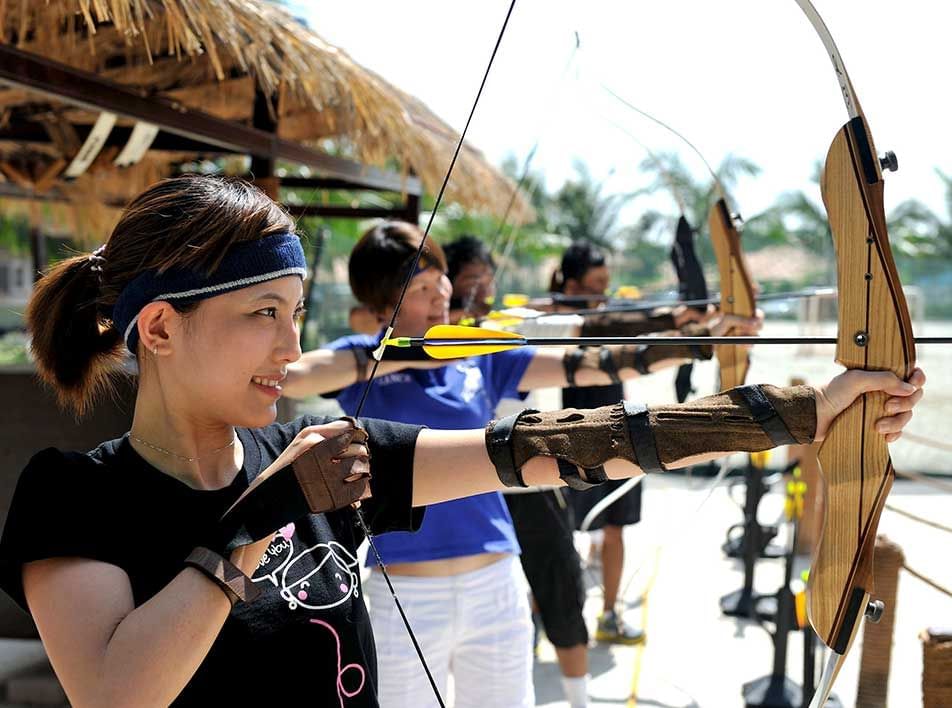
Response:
[88,245,107,274]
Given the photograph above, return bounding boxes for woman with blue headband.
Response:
[0,176,923,707]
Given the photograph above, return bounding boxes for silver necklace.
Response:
[129,432,237,463]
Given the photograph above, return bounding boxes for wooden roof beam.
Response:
[0,180,419,223]
[0,43,422,196]
[0,120,225,154]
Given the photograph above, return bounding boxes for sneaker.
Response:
[595,610,645,645]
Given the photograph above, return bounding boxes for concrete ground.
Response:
[529,472,949,708]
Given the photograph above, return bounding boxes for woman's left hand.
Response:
[709,309,764,338]
[814,367,926,443]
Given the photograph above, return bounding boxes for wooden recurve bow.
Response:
[792,2,915,705]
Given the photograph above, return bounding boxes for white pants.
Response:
[367,555,534,708]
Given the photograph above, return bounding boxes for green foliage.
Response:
[0,214,31,256]
[627,151,761,275]
[0,333,28,366]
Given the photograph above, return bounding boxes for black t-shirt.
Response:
[0,415,424,706]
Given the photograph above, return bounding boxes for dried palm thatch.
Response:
[0,0,532,242]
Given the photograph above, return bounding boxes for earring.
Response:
[152,346,158,356]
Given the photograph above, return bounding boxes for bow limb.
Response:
[793,2,916,705]
[598,116,710,399]
[599,87,754,391]
[461,33,581,320]
[709,199,756,391]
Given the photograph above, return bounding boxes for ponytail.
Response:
[24,174,295,417]
[26,253,124,417]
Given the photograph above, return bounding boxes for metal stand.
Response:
[741,475,841,708]
[720,456,779,619]
[723,459,785,560]
[742,523,802,707]
[723,522,785,560]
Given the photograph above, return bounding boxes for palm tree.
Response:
[888,168,952,259]
[549,160,638,251]
[631,151,761,265]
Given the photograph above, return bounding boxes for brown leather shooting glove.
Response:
[485,384,815,491]
[219,418,370,554]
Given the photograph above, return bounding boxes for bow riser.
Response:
[808,115,916,660]
[710,198,756,390]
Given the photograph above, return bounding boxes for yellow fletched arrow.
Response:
[501,293,530,307]
[384,325,952,362]
[614,285,642,299]
[386,324,526,359]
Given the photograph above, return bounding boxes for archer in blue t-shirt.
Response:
[280,221,727,708]
[327,333,532,565]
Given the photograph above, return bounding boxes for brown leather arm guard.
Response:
[218,418,370,554]
[563,337,712,386]
[579,309,677,337]
[485,384,815,491]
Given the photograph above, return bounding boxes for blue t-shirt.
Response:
[327,333,534,564]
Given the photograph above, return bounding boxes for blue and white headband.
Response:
[112,232,307,354]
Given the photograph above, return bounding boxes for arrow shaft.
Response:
[507,288,836,319]
[406,335,952,348]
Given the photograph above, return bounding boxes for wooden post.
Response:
[921,627,952,708]
[251,89,279,200]
[856,535,904,707]
[29,226,46,282]
[404,190,420,225]
[786,376,822,554]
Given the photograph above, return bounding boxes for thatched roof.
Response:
[0,0,532,240]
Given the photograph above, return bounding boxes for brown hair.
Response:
[549,240,607,292]
[348,221,447,311]
[26,175,295,417]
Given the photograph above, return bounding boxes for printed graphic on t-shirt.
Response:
[279,539,360,611]
[251,523,365,705]
[253,522,296,586]
[311,618,367,708]
[376,372,413,386]
[456,361,484,403]
[252,523,360,611]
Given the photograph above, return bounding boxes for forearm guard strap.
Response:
[484,384,815,489]
[563,339,712,385]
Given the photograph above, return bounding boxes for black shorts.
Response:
[505,490,589,648]
[570,478,643,531]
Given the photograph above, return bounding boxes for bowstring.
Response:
[460,31,582,320]
[349,3,519,706]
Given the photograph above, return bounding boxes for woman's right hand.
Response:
[266,418,370,488]
[220,419,371,555]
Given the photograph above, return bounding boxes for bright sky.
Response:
[288,0,952,224]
